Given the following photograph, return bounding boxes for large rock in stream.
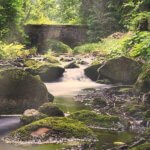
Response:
[99,56,142,84]
[84,64,101,81]
[0,68,53,114]
[26,63,65,82]
[134,66,150,93]
[5,117,95,144]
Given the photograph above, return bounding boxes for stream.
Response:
[0,56,136,150]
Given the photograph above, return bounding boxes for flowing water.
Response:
[0,57,136,150]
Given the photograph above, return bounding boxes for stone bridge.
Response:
[25,24,88,53]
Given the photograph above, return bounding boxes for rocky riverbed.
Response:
[0,54,149,150]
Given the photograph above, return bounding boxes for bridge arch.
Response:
[25,24,88,53]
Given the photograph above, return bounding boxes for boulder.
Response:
[60,57,74,62]
[6,117,95,143]
[23,109,40,116]
[48,93,54,102]
[65,62,79,69]
[99,56,142,84]
[26,64,65,82]
[43,56,60,64]
[134,67,150,93]
[38,103,64,117]
[84,63,101,81]
[21,109,48,125]
[0,68,53,114]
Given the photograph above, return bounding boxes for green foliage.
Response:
[10,117,95,141]
[0,0,24,41]
[23,59,41,68]
[79,0,123,42]
[122,0,150,30]
[129,143,150,150]
[129,12,150,31]
[42,51,60,64]
[74,31,150,61]
[69,110,119,128]
[39,39,72,54]
[24,0,81,25]
[73,32,130,57]
[0,41,37,60]
[128,32,150,61]
[21,113,48,125]
[73,43,102,54]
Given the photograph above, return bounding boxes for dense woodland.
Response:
[0,0,149,61]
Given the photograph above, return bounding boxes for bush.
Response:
[129,12,150,31]
[73,31,150,61]
[73,43,102,54]
[21,113,48,125]
[0,41,37,60]
[128,31,150,61]
[39,39,72,54]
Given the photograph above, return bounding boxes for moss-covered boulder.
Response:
[43,56,60,64]
[26,63,65,82]
[134,66,150,93]
[84,64,101,81]
[99,56,142,84]
[60,57,74,62]
[21,109,48,125]
[69,110,119,128]
[6,117,95,143]
[38,103,64,117]
[65,62,79,69]
[23,59,41,68]
[0,68,52,114]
